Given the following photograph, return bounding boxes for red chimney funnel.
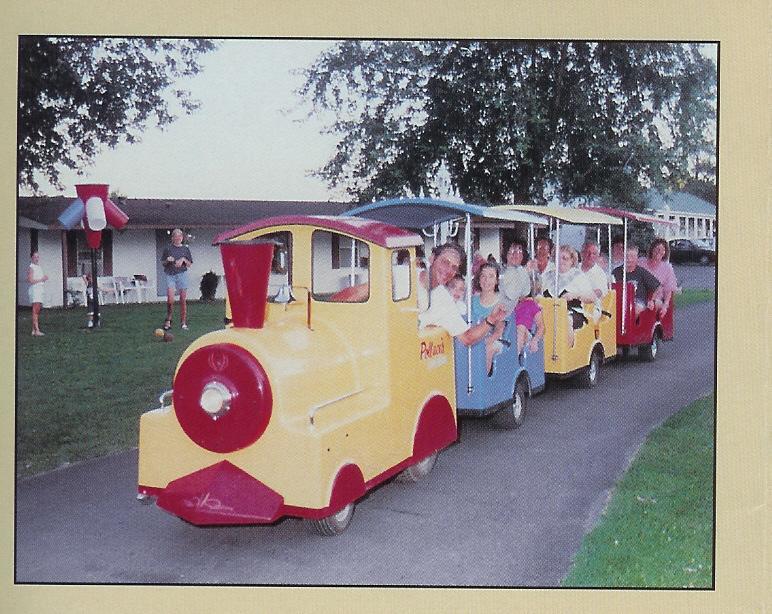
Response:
[219,241,274,329]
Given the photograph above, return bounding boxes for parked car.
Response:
[668,239,716,264]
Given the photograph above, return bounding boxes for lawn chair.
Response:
[97,276,120,304]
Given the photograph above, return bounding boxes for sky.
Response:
[24,40,718,203]
[28,39,342,201]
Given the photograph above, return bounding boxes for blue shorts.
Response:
[165,270,189,292]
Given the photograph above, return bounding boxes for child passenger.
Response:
[446,274,467,315]
[514,295,545,355]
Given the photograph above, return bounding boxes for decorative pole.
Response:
[57,184,128,328]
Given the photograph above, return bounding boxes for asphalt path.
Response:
[16,297,715,586]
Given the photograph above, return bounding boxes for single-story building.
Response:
[645,189,717,245]
[17,197,352,307]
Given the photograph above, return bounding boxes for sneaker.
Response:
[181,323,189,330]
[162,321,172,331]
[32,331,45,336]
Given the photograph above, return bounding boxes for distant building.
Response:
[645,190,716,244]
[17,196,351,307]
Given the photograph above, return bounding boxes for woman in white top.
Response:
[27,251,48,336]
[541,245,595,347]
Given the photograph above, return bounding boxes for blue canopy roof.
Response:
[344,197,547,228]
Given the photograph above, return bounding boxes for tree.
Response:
[18,37,216,192]
[299,41,717,208]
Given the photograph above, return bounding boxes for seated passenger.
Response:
[639,238,677,318]
[541,245,596,347]
[419,242,508,347]
[514,293,544,356]
[446,274,467,316]
[500,239,532,303]
[580,240,609,299]
[526,236,555,295]
[471,262,507,375]
[613,245,663,317]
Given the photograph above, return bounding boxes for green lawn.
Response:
[16,300,226,478]
[674,288,715,308]
[562,395,714,588]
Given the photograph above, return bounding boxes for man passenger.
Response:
[419,243,508,345]
[580,240,609,298]
[612,245,662,317]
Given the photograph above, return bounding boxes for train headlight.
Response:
[199,381,233,419]
[173,343,273,453]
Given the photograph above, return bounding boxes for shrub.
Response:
[200,271,219,301]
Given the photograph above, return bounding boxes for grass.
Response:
[15,300,226,478]
[562,395,714,588]
[675,288,714,308]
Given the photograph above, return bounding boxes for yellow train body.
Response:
[138,218,457,522]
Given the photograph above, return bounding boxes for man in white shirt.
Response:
[580,240,609,298]
[418,243,507,345]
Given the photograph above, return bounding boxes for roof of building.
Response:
[645,190,716,216]
[17,196,353,229]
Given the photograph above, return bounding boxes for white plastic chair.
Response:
[117,275,149,303]
[97,276,120,304]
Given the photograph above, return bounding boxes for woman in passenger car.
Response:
[541,245,596,347]
[470,262,507,375]
[639,238,677,318]
[500,239,532,303]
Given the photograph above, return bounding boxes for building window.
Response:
[331,232,369,270]
[66,229,113,276]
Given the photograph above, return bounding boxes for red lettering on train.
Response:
[420,339,445,360]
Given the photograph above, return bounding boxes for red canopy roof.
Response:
[214,215,423,249]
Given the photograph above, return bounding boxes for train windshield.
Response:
[312,230,370,303]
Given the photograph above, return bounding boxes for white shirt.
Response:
[541,267,594,299]
[418,285,470,337]
[581,263,609,297]
[500,265,532,302]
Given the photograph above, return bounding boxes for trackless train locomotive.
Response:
[137,198,675,534]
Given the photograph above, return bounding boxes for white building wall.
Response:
[112,228,161,300]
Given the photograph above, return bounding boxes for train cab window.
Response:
[391,249,411,302]
[312,230,370,303]
[258,231,291,302]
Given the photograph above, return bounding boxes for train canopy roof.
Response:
[494,205,624,225]
[344,197,548,228]
[579,205,679,226]
[213,215,423,249]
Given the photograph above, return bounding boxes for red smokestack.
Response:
[219,241,274,329]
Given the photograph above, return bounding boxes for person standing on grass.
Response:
[27,251,48,336]
[161,228,193,331]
